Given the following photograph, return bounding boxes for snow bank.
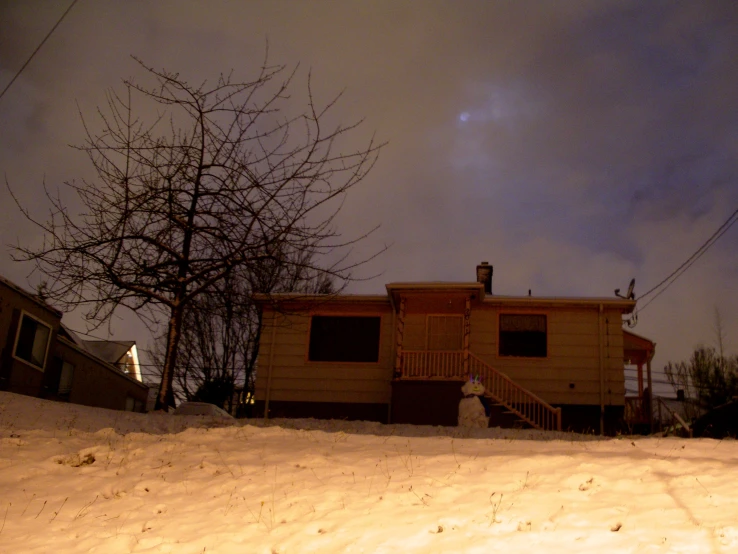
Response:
[1,391,737,553]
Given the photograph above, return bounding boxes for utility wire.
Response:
[636,207,738,313]
[0,0,79,103]
[638,207,738,301]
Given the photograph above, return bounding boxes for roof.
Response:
[256,283,636,313]
[623,329,656,363]
[482,295,636,312]
[385,282,485,292]
[59,324,135,364]
[0,273,63,317]
[80,340,136,365]
[253,293,390,305]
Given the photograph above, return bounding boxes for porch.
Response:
[387,282,562,431]
[393,349,562,431]
[623,330,656,431]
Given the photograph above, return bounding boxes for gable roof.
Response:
[79,340,136,365]
[59,324,135,364]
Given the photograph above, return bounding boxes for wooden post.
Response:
[637,363,644,397]
[263,312,278,421]
[598,304,605,435]
[463,296,471,376]
[394,296,406,379]
[647,356,653,433]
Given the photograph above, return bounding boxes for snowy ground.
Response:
[1,392,738,553]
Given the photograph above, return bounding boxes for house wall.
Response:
[252,294,632,426]
[402,293,470,351]
[254,301,395,414]
[469,303,626,406]
[0,278,148,411]
[52,339,149,412]
[0,282,61,396]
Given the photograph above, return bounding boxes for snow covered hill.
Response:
[1,392,737,553]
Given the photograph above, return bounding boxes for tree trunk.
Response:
[156,307,183,410]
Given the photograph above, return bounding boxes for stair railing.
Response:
[468,353,562,431]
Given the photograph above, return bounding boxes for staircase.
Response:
[400,350,562,431]
[469,353,561,431]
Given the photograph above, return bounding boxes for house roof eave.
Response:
[0,273,64,318]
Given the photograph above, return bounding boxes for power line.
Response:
[636,207,738,313]
[0,0,79,103]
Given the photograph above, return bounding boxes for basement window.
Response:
[308,316,381,363]
[13,311,53,370]
[499,314,547,357]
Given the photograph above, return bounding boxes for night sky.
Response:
[2,1,737,393]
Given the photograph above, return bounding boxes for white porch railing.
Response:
[400,350,465,379]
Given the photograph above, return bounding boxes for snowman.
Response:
[458,374,491,428]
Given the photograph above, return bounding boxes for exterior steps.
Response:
[486,401,533,429]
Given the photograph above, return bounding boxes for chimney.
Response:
[476,261,493,294]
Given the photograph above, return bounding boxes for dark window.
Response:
[14,313,52,369]
[58,361,75,395]
[499,314,547,357]
[308,316,381,362]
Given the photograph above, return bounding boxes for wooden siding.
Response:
[255,296,631,410]
[403,314,427,351]
[54,339,148,411]
[470,305,625,405]
[255,305,394,405]
[0,282,62,395]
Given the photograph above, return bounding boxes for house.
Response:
[65,334,142,383]
[0,274,149,412]
[253,262,656,434]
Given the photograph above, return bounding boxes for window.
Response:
[125,396,144,412]
[13,312,52,370]
[58,361,75,395]
[499,314,546,357]
[308,316,381,363]
[427,315,462,351]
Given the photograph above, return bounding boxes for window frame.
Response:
[12,310,54,371]
[58,360,75,395]
[306,313,383,364]
[498,312,548,358]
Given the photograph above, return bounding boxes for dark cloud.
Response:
[1,1,737,387]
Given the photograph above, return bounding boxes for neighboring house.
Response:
[67,334,142,383]
[254,262,655,434]
[0,274,148,412]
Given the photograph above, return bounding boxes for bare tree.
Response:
[149,269,258,411]
[149,248,336,413]
[665,346,738,420]
[9,55,383,409]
